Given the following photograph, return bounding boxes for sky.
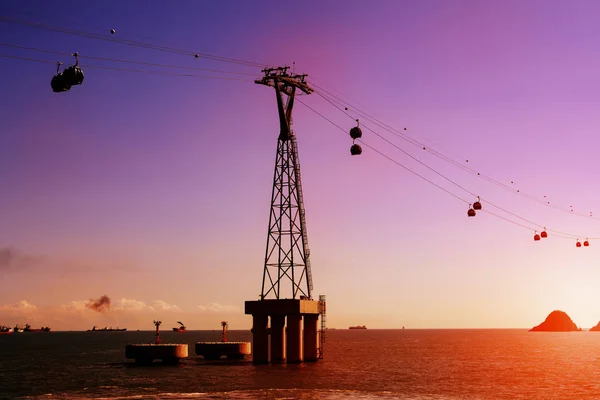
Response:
[2,0,600,330]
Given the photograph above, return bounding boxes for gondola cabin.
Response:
[50,53,84,93]
[51,73,71,92]
[62,65,84,86]
[349,126,362,140]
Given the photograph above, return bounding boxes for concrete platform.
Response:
[195,341,251,360]
[125,343,188,365]
[244,299,321,315]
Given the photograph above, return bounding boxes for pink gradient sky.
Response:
[2,0,600,330]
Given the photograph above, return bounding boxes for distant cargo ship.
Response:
[349,325,367,329]
[87,326,127,332]
[23,324,51,332]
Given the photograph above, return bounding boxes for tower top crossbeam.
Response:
[255,66,313,96]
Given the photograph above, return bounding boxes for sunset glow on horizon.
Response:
[3,0,600,331]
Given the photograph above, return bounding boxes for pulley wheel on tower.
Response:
[350,144,362,155]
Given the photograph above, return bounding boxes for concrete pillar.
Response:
[251,314,269,364]
[270,315,286,363]
[286,314,303,363]
[303,314,319,362]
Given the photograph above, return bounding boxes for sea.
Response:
[1,329,600,400]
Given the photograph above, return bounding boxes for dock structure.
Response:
[245,67,325,364]
[245,299,322,363]
[125,320,188,365]
[195,321,251,360]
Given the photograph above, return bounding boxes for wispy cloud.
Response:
[58,298,181,313]
[112,298,150,312]
[0,247,138,274]
[151,300,180,311]
[0,300,37,312]
[0,247,43,270]
[59,300,88,312]
[197,302,239,313]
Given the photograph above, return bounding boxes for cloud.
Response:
[197,302,239,313]
[86,295,111,313]
[151,300,180,311]
[59,300,88,312]
[112,298,151,312]
[0,247,42,270]
[58,298,181,313]
[0,247,137,274]
[0,300,37,312]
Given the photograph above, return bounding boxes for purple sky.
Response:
[2,0,600,330]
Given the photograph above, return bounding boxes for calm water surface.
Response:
[1,329,600,399]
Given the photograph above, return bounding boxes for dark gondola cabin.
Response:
[467,208,476,217]
[350,143,362,155]
[349,126,362,140]
[50,52,84,93]
[534,233,540,241]
[540,231,547,238]
[51,73,71,92]
[62,65,84,86]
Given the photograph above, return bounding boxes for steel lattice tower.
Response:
[256,67,314,300]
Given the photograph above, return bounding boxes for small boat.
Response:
[0,325,13,334]
[349,325,367,330]
[172,321,187,332]
[23,324,39,332]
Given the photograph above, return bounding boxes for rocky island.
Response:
[589,321,600,332]
[529,310,581,332]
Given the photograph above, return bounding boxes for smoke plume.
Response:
[86,295,111,313]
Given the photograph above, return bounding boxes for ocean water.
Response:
[1,329,600,399]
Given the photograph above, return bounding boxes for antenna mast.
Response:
[255,66,314,300]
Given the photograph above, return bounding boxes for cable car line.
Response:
[295,98,471,204]
[0,15,265,68]
[1,25,596,245]
[310,80,600,223]
[0,43,258,76]
[297,96,600,244]
[312,88,478,198]
[0,54,252,82]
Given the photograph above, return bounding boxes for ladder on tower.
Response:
[318,294,326,359]
[291,134,313,294]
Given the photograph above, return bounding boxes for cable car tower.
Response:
[256,66,314,300]
[245,66,325,364]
